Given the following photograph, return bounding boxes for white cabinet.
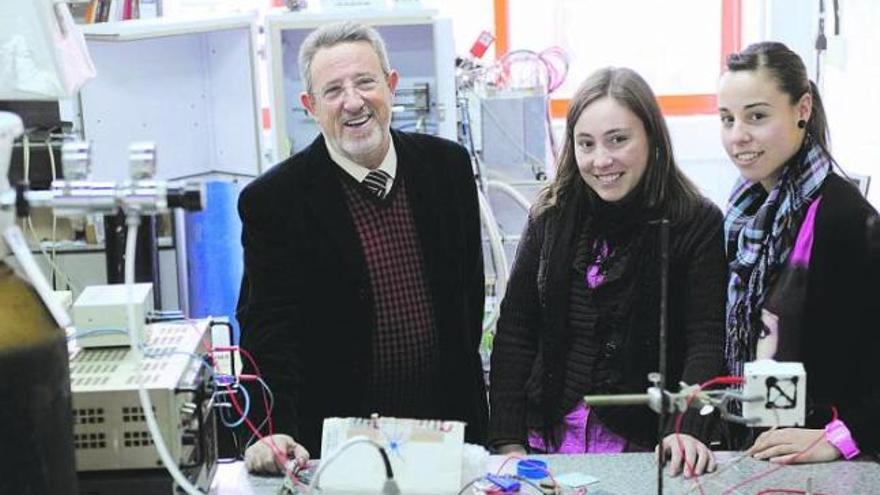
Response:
[78,14,263,180]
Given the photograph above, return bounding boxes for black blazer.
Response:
[236,130,488,455]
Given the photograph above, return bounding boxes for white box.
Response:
[72,283,154,348]
[742,360,807,428]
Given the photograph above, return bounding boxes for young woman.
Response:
[720,41,879,462]
[488,67,726,477]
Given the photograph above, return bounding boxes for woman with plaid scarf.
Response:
[719,41,879,463]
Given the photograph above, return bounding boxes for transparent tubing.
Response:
[478,189,508,334]
[486,180,531,213]
[125,215,205,495]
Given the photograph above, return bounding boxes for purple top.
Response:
[527,402,628,453]
[585,240,609,289]
[790,196,822,266]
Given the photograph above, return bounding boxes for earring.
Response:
[797,119,807,129]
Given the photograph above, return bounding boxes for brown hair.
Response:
[533,67,700,220]
[725,41,831,154]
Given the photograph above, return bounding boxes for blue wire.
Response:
[217,382,250,428]
[245,376,276,449]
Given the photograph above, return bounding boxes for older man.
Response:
[237,21,487,472]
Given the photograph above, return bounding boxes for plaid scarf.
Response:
[724,140,831,377]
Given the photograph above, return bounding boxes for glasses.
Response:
[314,74,388,104]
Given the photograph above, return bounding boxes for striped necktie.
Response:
[363,169,392,199]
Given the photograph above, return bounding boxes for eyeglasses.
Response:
[314,74,387,104]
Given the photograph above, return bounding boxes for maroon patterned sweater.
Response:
[339,171,440,418]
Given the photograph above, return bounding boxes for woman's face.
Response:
[718,69,811,191]
[573,97,650,202]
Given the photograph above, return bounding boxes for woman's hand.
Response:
[748,428,840,463]
[656,433,716,478]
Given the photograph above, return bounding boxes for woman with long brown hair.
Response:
[488,67,726,477]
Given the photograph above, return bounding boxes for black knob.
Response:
[168,183,205,211]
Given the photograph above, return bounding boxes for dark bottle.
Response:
[0,261,77,495]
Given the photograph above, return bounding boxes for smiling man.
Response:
[235,21,487,473]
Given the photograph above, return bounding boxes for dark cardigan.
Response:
[765,173,880,453]
[488,194,727,449]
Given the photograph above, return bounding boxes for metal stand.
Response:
[654,218,670,495]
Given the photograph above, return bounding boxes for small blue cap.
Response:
[516,458,548,480]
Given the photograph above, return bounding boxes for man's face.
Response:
[300,41,398,169]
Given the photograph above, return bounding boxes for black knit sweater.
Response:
[488,194,727,450]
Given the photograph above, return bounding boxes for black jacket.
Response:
[489,195,727,449]
[791,174,880,453]
[236,131,488,455]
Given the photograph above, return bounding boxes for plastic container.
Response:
[517,458,556,494]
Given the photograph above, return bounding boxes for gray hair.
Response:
[298,21,392,95]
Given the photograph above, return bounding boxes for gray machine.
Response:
[70,320,217,493]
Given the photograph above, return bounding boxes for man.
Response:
[236,21,487,472]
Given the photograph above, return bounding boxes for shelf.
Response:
[81,13,256,41]
[264,8,438,29]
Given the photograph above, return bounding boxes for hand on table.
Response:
[244,434,310,474]
[656,433,716,478]
[748,428,840,464]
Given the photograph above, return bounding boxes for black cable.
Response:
[816,0,827,86]
[377,445,393,480]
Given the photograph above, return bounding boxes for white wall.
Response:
[653,0,880,210]
[820,0,880,208]
[668,116,740,209]
[754,0,879,208]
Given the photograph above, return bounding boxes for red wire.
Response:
[179,321,301,486]
[213,344,276,437]
[231,346,276,436]
[700,376,745,388]
[222,376,306,487]
[720,424,827,495]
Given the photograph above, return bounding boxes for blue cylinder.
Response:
[185,180,243,343]
[517,458,549,481]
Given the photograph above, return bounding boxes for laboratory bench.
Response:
[209,451,880,494]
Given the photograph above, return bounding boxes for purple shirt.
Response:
[527,402,628,453]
